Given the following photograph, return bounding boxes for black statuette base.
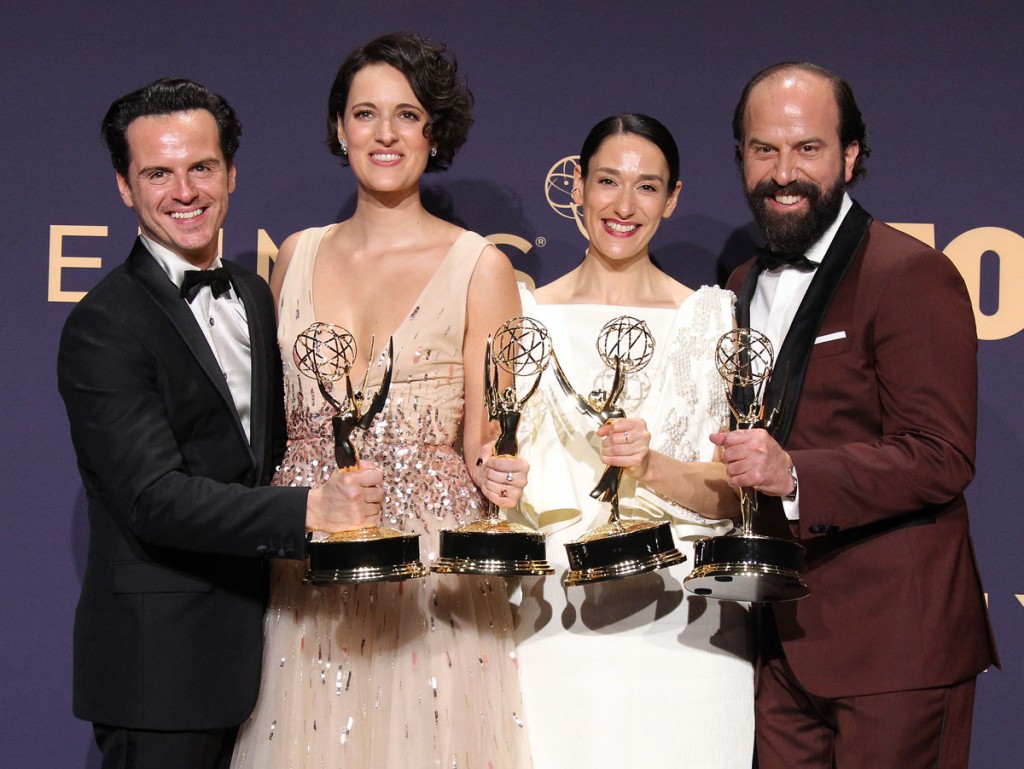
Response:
[684,533,808,602]
[304,531,427,585]
[564,520,685,586]
[433,521,554,576]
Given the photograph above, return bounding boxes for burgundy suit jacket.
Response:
[729,202,998,698]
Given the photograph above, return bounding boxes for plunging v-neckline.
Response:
[308,228,471,383]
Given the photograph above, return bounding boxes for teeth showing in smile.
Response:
[605,220,638,233]
[774,194,803,205]
[170,209,204,220]
[372,153,401,162]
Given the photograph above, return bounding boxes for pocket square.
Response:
[815,331,847,344]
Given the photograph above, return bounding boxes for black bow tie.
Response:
[180,266,232,302]
[755,247,818,272]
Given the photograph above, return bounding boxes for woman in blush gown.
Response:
[510,114,755,768]
[231,33,532,769]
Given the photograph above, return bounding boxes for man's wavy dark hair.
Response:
[102,78,241,177]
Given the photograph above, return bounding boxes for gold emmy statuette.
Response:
[684,328,808,602]
[293,322,427,584]
[433,318,555,576]
[552,316,685,586]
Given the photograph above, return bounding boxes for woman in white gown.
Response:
[510,114,755,768]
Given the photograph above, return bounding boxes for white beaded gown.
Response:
[231,227,531,769]
[509,285,755,768]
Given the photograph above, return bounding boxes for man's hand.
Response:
[305,460,384,532]
[709,428,795,497]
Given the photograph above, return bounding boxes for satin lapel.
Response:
[230,267,269,474]
[730,263,763,423]
[126,239,254,463]
[735,266,758,329]
[765,202,873,446]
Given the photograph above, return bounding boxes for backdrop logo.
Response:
[887,223,1024,341]
[484,232,537,289]
[45,216,1024,342]
[545,155,587,239]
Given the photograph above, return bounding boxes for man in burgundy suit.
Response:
[711,62,998,768]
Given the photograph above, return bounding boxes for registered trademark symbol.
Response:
[535,236,547,248]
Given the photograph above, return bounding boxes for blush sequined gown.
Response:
[231,227,531,769]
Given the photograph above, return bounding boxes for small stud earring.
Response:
[430,145,438,158]
[340,138,348,155]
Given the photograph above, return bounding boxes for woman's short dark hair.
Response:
[101,78,241,177]
[578,113,680,189]
[326,33,474,172]
[731,61,870,184]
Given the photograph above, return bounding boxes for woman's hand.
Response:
[473,441,530,508]
[597,417,651,481]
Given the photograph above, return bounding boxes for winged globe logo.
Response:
[544,155,587,239]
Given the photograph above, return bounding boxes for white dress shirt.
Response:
[748,193,853,518]
[142,236,253,442]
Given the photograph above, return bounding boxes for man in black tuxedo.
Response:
[58,78,384,769]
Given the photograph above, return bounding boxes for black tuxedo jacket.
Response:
[58,238,307,731]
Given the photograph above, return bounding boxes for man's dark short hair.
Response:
[102,78,242,177]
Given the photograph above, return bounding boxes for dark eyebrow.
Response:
[748,135,826,148]
[591,166,665,183]
[136,156,221,175]
[349,101,423,112]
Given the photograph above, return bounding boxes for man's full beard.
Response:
[746,173,845,255]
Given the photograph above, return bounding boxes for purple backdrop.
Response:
[2,2,1020,765]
